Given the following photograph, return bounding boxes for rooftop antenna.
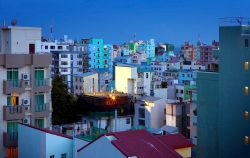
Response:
[50,25,53,41]
[133,32,136,42]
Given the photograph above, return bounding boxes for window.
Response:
[35,118,44,128]
[7,95,19,106]
[126,118,130,124]
[182,74,185,77]
[35,68,45,86]
[45,46,48,49]
[245,86,249,95]
[245,62,249,71]
[77,61,82,65]
[245,39,249,47]
[58,46,63,50]
[50,46,55,49]
[61,54,68,58]
[50,155,55,158]
[180,90,184,94]
[61,68,68,72]
[244,136,249,145]
[146,73,149,78]
[7,68,19,87]
[138,119,145,126]
[35,94,45,112]
[61,153,67,158]
[61,61,68,65]
[139,108,145,118]
[75,85,78,90]
[244,111,249,120]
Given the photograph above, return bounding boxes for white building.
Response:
[73,72,99,95]
[0,26,52,158]
[115,64,153,97]
[134,96,166,129]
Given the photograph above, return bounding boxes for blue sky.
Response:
[0,0,249,46]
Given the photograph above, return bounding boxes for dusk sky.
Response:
[1,0,249,46]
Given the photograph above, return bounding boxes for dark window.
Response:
[146,73,149,78]
[139,108,145,118]
[138,119,145,126]
[126,118,130,124]
[50,156,55,158]
[105,80,108,84]
[245,39,249,47]
[45,46,48,49]
[50,46,55,49]
[61,153,67,158]
[29,44,35,54]
[58,46,63,49]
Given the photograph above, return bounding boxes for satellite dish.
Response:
[11,19,17,26]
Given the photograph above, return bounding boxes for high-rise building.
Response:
[0,26,52,158]
[197,25,250,157]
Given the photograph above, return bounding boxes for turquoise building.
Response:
[197,25,250,158]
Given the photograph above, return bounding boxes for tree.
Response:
[51,76,80,125]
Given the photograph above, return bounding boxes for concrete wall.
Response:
[46,133,73,158]
[18,124,46,158]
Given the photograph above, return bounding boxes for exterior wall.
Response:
[148,98,166,128]
[46,133,73,158]
[175,147,192,158]
[143,72,152,96]
[115,66,137,94]
[18,124,46,158]
[197,72,219,158]
[77,136,126,158]
[111,117,132,132]
[154,88,168,99]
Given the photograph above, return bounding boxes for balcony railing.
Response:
[3,132,18,147]
[3,105,28,121]
[35,103,49,112]
[3,80,26,94]
[35,78,49,87]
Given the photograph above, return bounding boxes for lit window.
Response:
[244,136,249,145]
[245,62,249,71]
[244,111,249,120]
[245,86,249,95]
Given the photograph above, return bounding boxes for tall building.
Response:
[197,25,250,157]
[0,26,52,158]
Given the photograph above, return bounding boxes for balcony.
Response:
[3,132,18,147]
[3,80,26,94]
[3,105,30,121]
[34,78,50,92]
[34,103,50,118]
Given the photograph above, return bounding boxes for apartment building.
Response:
[51,44,89,92]
[0,26,52,158]
[197,25,250,157]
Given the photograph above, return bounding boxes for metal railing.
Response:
[35,78,49,87]
[35,103,49,112]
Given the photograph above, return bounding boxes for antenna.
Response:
[50,25,53,41]
[219,17,250,26]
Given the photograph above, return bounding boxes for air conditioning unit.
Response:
[23,118,30,124]
[22,99,30,106]
[24,106,31,112]
[22,74,30,81]
[24,81,30,86]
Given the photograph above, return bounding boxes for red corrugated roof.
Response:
[106,130,182,158]
[156,134,194,149]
